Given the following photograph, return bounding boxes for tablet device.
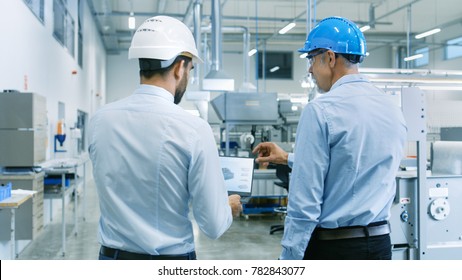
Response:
[219,156,255,203]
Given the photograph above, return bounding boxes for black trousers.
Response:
[304,233,392,260]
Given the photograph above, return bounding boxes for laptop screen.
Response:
[219,156,255,196]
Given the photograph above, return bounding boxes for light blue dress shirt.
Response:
[280,74,407,259]
[88,84,232,255]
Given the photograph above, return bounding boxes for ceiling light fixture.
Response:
[269,66,280,73]
[360,25,371,32]
[404,54,424,61]
[300,53,308,59]
[248,48,257,56]
[128,12,136,29]
[415,28,441,39]
[278,22,296,34]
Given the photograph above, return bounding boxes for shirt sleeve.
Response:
[188,121,233,240]
[279,103,330,260]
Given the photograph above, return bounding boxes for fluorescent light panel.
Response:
[415,28,441,39]
[279,22,296,34]
[404,54,424,61]
[290,97,307,103]
[128,12,136,29]
[248,48,257,56]
[360,25,371,32]
[269,66,280,73]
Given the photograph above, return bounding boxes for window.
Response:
[445,36,462,60]
[53,0,75,57]
[23,0,44,23]
[65,15,75,55]
[77,0,83,67]
[258,52,293,79]
[414,47,429,67]
[53,0,65,45]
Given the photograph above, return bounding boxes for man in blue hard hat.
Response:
[253,17,407,260]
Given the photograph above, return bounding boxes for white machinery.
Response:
[390,87,462,259]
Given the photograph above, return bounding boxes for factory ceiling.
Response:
[88,0,462,55]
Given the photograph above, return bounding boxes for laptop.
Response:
[219,156,255,204]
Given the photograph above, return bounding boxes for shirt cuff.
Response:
[287,153,294,168]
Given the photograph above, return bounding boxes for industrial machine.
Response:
[389,87,462,259]
[391,172,462,259]
[210,91,300,157]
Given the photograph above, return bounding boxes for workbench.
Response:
[0,191,34,259]
[42,156,88,256]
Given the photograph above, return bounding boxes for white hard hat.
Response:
[128,16,203,64]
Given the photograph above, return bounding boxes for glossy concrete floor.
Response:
[17,180,285,260]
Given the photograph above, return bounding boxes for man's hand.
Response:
[228,194,242,218]
[252,142,289,167]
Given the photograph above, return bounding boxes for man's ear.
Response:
[328,51,336,68]
[172,60,185,80]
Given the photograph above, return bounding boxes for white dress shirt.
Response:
[89,84,232,255]
[281,74,407,259]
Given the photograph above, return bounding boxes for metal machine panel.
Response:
[211,92,279,124]
[391,177,418,247]
[424,176,462,259]
[401,87,426,141]
[440,127,462,141]
[0,92,46,129]
[0,92,47,167]
[431,141,462,175]
[393,174,462,259]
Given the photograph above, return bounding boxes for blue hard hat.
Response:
[299,16,367,57]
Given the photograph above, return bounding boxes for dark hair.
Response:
[139,56,192,79]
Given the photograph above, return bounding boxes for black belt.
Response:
[100,246,196,260]
[314,221,390,241]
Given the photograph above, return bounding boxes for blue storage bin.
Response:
[0,182,12,201]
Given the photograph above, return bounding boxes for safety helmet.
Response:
[299,16,366,60]
[128,16,203,64]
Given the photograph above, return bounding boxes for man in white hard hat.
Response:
[88,16,242,260]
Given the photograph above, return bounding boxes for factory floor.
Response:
[17,180,285,260]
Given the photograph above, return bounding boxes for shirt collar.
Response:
[330,74,370,91]
[134,84,174,103]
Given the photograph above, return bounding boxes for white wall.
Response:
[0,0,105,259]
[0,0,106,157]
[106,52,139,103]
